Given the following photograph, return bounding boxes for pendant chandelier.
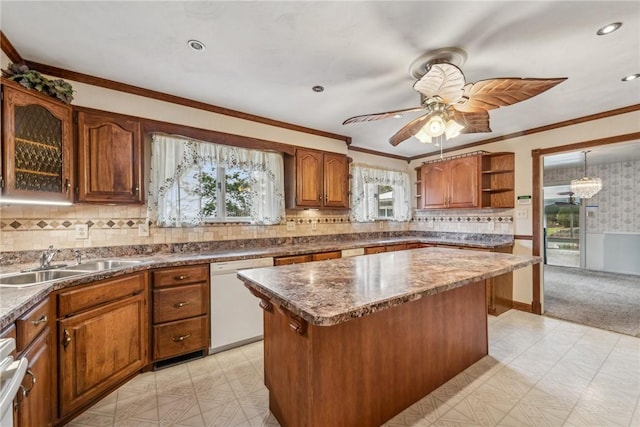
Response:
[570,151,602,199]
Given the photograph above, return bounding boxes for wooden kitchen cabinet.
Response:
[364,243,407,255]
[56,272,148,420]
[418,152,514,209]
[421,155,479,209]
[13,297,53,427]
[284,148,349,209]
[151,265,210,364]
[274,254,313,265]
[436,244,514,315]
[1,79,73,203]
[75,108,143,203]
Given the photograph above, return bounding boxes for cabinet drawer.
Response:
[385,244,407,252]
[311,251,341,261]
[407,243,433,249]
[274,254,312,266]
[153,316,208,360]
[16,298,50,352]
[58,273,146,317]
[153,283,208,324]
[152,265,209,288]
[364,246,386,255]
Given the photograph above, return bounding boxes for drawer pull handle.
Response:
[174,275,189,281]
[23,369,36,395]
[172,334,191,342]
[62,329,71,350]
[173,301,190,308]
[31,315,48,326]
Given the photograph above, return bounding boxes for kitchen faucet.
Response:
[40,245,59,268]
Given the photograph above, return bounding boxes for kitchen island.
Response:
[238,247,539,427]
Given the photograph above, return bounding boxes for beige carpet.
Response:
[543,265,640,337]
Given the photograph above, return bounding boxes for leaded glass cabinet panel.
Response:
[1,80,73,202]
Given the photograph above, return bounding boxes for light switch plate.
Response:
[75,224,88,239]
[311,220,317,230]
[516,209,528,219]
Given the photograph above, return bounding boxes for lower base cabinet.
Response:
[17,331,52,427]
[436,244,514,315]
[56,272,148,422]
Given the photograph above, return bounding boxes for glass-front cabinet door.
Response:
[1,80,73,203]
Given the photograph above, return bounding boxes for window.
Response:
[376,185,394,219]
[147,134,284,227]
[351,165,411,222]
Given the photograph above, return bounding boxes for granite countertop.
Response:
[0,235,514,330]
[238,247,539,326]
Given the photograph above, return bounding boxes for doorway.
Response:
[542,184,580,268]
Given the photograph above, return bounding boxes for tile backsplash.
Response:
[0,203,512,255]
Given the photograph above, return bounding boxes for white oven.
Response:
[0,338,28,427]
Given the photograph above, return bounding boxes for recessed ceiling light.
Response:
[312,85,324,93]
[393,114,403,119]
[187,39,206,51]
[596,22,622,35]
[621,73,640,82]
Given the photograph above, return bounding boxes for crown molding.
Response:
[0,31,23,64]
[348,145,410,162]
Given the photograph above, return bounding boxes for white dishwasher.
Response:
[210,257,274,354]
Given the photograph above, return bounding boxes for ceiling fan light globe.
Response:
[425,115,446,137]
[445,119,464,139]
[414,127,432,143]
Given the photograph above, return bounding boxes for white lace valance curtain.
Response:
[147,134,285,227]
[350,164,411,222]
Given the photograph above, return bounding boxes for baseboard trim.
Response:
[512,301,533,313]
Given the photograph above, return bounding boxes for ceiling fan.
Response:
[554,191,579,206]
[343,48,567,147]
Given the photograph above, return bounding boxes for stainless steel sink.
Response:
[0,270,85,287]
[63,260,142,271]
[0,259,143,287]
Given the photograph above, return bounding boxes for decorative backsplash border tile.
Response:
[0,218,146,231]
[412,216,513,223]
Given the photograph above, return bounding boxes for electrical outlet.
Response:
[311,220,317,230]
[427,220,434,229]
[138,222,150,237]
[516,209,528,219]
[487,221,495,231]
[286,221,296,231]
[75,224,88,239]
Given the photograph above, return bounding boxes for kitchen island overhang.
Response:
[238,247,540,427]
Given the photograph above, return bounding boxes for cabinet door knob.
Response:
[173,301,190,308]
[31,315,48,326]
[172,334,191,342]
[64,179,71,192]
[62,329,72,350]
[133,185,139,195]
[173,275,189,281]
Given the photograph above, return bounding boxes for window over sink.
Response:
[147,134,285,227]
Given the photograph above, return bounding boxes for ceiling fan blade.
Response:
[413,63,466,104]
[388,114,431,146]
[451,110,492,134]
[455,77,567,113]
[343,107,424,125]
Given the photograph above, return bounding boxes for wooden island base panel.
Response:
[260,280,487,427]
[238,247,540,427]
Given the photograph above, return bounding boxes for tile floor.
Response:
[68,310,640,427]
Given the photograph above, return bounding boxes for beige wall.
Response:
[409,110,640,305]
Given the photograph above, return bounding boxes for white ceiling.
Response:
[1,1,639,159]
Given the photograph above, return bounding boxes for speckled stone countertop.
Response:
[0,235,514,330]
[239,247,539,326]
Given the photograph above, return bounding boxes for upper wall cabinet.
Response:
[75,109,144,204]
[284,148,349,209]
[1,80,74,203]
[417,152,514,210]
